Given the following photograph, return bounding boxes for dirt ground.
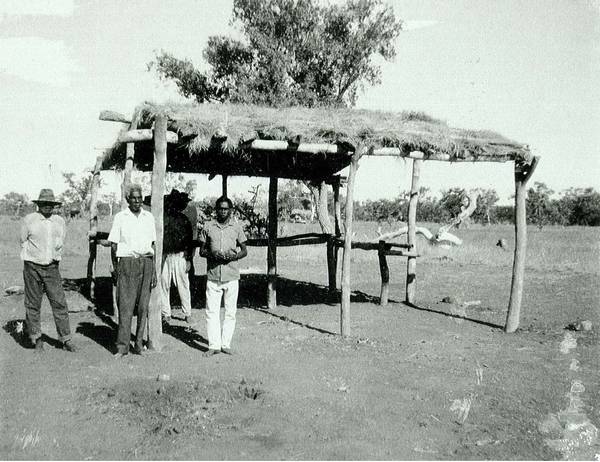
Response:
[1,218,598,460]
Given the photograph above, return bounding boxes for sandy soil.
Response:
[0,219,598,460]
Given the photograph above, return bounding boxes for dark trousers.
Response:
[116,257,153,354]
[23,261,71,343]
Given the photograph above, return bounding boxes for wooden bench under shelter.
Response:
[89,103,538,350]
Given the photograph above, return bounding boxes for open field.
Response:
[0,216,598,459]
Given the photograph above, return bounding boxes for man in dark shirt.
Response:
[159,190,194,325]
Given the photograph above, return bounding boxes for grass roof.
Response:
[100,102,531,180]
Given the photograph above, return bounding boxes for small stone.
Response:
[157,374,170,382]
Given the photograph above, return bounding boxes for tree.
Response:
[148,0,402,107]
[526,182,555,229]
[557,187,600,226]
[438,188,467,223]
[0,192,33,217]
[59,172,95,214]
[472,188,500,225]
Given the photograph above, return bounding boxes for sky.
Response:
[0,0,599,204]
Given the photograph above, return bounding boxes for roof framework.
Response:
[100,103,532,180]
[91,102,539,350]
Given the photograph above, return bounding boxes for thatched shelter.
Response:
[89,103,538,350]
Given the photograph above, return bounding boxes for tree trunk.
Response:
[308,181,332,234]
[147,114,167,351]
[505,157,540,333]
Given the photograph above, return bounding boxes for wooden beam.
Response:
[267,176,278,309]
[86,155,103,300]
[99,110,131,124]
[251,140,344,154]
[340,145,366,337]
[118,129,178,144]
[378,241,390,307]
[405,159,422,304]
[147,114,168,351]
[367,147,515,163]
[505,156,540,333]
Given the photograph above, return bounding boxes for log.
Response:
[505,156,540,333]
[147,114,168,350]
[378,241,390,306]
[99,110,131,124]
[267,176,278,309]
[120,112,139,210]
[405,159,422,304]
[118,129,178,144]
[367,147,515,163]
[251,140,343,154]
[340,145,366,336]
[86,156,103,300]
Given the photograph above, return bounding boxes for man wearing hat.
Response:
[20,189,77,352]
[159,189,194,325]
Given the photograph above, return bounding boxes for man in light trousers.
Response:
[198,197,247,356]
[160,190,194,325]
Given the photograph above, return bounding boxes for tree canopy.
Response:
[148,0,402,107]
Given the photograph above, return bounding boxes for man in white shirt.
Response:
[20,188,77,352]
[108,184,157,357]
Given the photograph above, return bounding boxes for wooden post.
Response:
[120,113,139,210]
[340,146,365,336]
[222,175,228,197]
[505,156,540,333]
[327,236,337,293]
[86,155,103,300]
[333,177,342,237]
[147,114,168,350]
[405,159,422,304]
[267,176,278,309]
[378,240,390,306]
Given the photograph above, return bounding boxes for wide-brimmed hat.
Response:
[32,188,61,205]
[167,189,192,204]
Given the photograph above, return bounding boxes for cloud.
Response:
[403,20,440,31]
[0,37,82,87]
[0,0,74,17]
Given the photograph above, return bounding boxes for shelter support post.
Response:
[86,155,103,300]
[405,158,422,304]
[378,241,390,306]
[505,156,540,333]
[340,146,365,336]
[333,177,342,237]
[120,115,138,210]
[327,236,337,293]
[267,176,278,309]
[147,114,168,350]
[222,175,228,197]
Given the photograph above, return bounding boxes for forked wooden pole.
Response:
[86,155,103,300]
[147,114,167,350]
[222,175,228,197]
[267,176,278,309]
[378,240,390,306]
[505,156,540,333]
[340,146,365,336]
[405,159,422,304]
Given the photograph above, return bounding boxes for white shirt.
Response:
[108,208,156,257]
[20,212,66,264]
